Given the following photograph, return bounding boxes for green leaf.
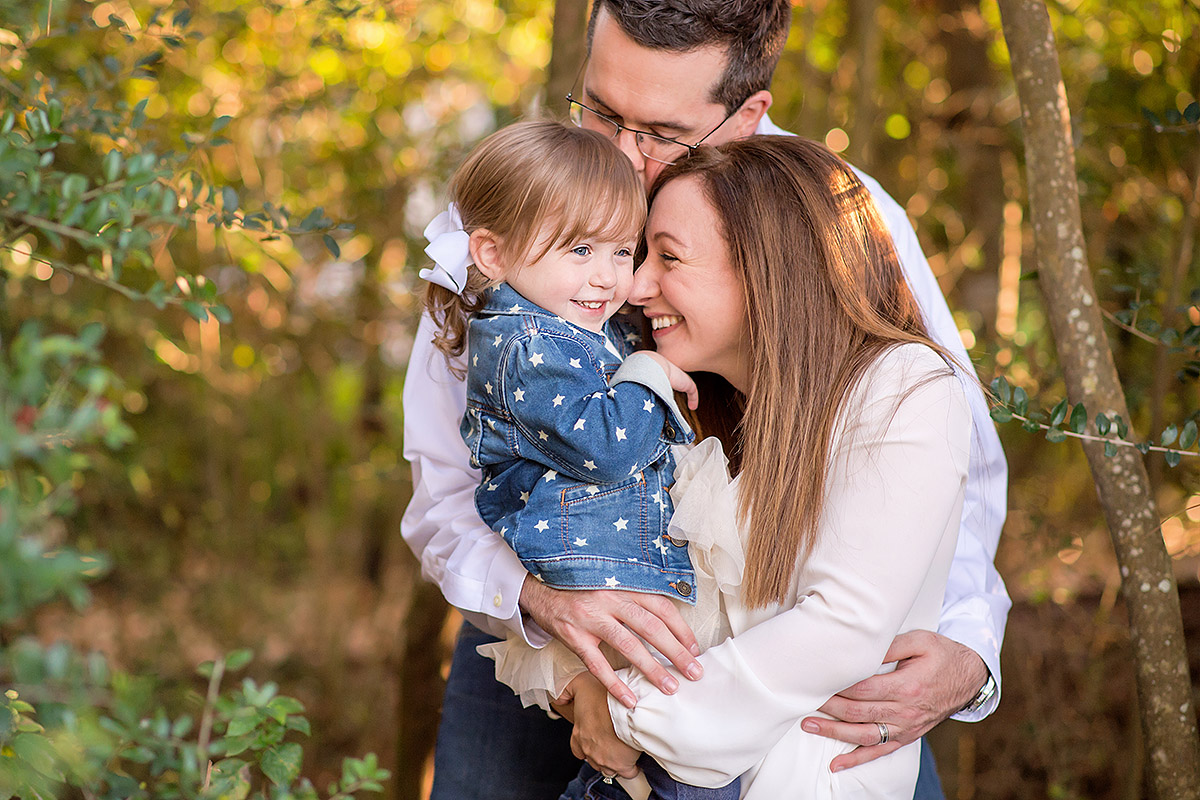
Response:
[222,186,238,211]
[1166,451,1182,468]
[225,711,260,739]
[1185,102,1200,125]
[210,305,233,325]
[1069,403,1087,434]
[183,301,208,322]
[1050,398,1069,427]
[1012,386,1028,415]
[225,648,253,671]
[989,376,1010,404]
[261,742,303,786]
[1161,424,1179,447]
[1096,413,1110,436]
[62,174,88,201]
[1104,442,1118,457]
[1135,441,1150,454]
[1180,420,1197,450]
[211,115,233,134]
[1045,429,1068,443]
[1115,415,1129,439]
[1142,107,1162,127]
[989,406,1012,423]
[323,234,340,258]
[11,733,62,779]
[102,150,123,183]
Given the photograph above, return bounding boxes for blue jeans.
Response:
[561,756,738,800]
[432,623,946,800]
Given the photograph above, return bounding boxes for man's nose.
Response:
[613,128,646,174]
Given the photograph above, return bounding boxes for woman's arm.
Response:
[578,354,972,787]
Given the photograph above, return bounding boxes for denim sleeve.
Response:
[501,332,680,484]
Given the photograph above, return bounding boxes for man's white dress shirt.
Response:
[400,114,1010,721]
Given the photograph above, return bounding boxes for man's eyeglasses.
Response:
[565,92,740,166]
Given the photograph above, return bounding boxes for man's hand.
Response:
[554,673,642,780]
[800,630,988,771]
[520,575,703,708]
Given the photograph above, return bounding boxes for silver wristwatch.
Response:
[961,671,997,714]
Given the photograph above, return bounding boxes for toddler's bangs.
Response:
[531,137,647,260]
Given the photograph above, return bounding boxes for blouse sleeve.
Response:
[607,349,972,787]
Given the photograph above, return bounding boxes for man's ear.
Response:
[730,90,773,139]
[469,229,506,282]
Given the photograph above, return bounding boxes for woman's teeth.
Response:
[651,315,682,330]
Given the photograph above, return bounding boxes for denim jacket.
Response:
[461,284,698,603]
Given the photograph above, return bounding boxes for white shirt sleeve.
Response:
[854,169,1011,720]
[608,354,972,789]
[401,314,550,645]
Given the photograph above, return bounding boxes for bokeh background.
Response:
[4,0,1200,797]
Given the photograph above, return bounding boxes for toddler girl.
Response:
[420,120,739,800]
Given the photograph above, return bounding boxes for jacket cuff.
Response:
[611,353,693,444]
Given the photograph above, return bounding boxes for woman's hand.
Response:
[556,672,642,780]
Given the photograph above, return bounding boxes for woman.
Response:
[556,136,973,799]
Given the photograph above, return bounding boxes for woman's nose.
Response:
[629,259,660,305]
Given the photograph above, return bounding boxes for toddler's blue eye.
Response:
[616,248,633,257]
[572,245,591,256]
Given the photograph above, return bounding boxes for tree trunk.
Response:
[996,1,1200,797]
[545,0,590,117]
[847,0,881,169]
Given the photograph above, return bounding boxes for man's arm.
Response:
[401,314,703,697]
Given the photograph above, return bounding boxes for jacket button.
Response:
[668,536,687,547]
[664,424,675,438]
[674,581,692,598]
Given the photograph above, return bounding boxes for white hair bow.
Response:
[420,203,473,295]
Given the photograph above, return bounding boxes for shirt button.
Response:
[493,593,503,608]
[674,581,692,598]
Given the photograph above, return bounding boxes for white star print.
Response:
[499,526,507,536]
[643,398,654,412]
[585,485,600,495]
[509,304,522,313]
[605,576,620,588]
[608,388,617,398]
[591,392,604,399]
[654,537,669,555]
[484,382,493,394]
[534,520,549,532]
[487,419,496,430]
[569,358,582,369]
[493,334,502,347]
[529,352,544,366]
[613,518,629,531]
[543,470,557,482]
[624,331,640,343]
[552,394,565,407]
[519,491,530,503]
[583,459,597,471]
[629,464,640,476]
[573,537,588,547]
[473,354,478,366]
[615,427,626,441]
[574,418,586,431]
[537,430,549,441]
[651,491,660,505]
[513,388,525,402]
[486,483,498,492]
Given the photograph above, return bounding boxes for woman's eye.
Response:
[660,252,679,264]
[571,245,591,257]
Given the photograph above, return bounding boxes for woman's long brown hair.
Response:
[650,136,952,608]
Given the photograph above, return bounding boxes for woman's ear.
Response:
[731,90,773,139]
[469,229,506,282]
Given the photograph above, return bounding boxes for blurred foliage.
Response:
[1,0,1199,797]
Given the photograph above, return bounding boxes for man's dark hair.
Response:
[586,0,792,114]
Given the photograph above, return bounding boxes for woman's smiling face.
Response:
[632,175,750,392]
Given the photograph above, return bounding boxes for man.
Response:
[402,2,1010,798]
